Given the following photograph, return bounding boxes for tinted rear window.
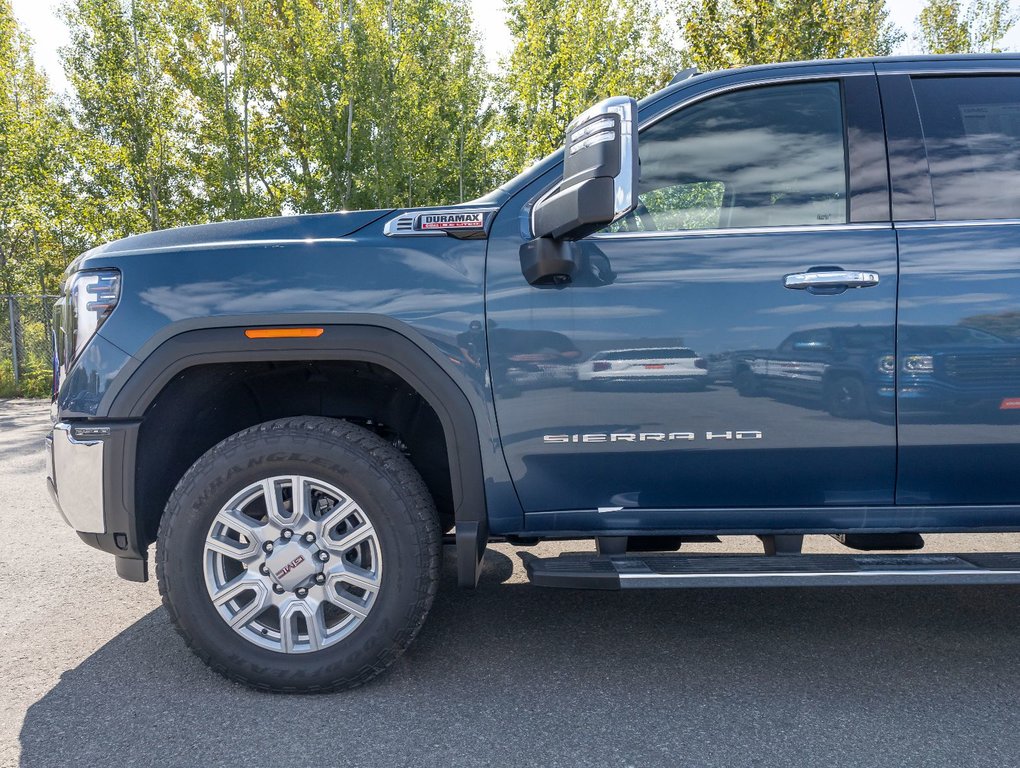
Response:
[912,76,1020,221]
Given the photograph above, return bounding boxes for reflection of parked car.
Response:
[896,326,1020,416]
[488,327,580,395]
[735,325,1020,419]
[706,349,768,384]
[577,347,708,388]
[734,327,893,418]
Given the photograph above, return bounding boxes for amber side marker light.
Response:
[244,327,325,339]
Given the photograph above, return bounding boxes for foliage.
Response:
[494,0,677,174]
[677,0,904,70]
[0,0,75,295]
[916,0,1017,54]
[3,0,1015,312]
[63,0,203,234]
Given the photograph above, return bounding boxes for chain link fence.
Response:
[1,294,59,398]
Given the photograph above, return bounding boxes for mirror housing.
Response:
[532,95,639,241]
[523,96,638,286]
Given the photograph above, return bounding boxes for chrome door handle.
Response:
[784,270,880,290]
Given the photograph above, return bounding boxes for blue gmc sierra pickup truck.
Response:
[46,54,1020,691]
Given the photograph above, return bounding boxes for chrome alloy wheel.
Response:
[203,475,383,654]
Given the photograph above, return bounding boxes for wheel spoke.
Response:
[279,605,299,653]
[337,563,381,594]
[305,605,327,651]
[206,508,263,560]
[261,479,292,528]
[325,590,370,619]
[316,497,357,536]
[326,521,375,555]
[290,475,311,521]
[279,601,325,652]
[211,573,272,629]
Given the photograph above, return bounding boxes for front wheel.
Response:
[156,417,440,692]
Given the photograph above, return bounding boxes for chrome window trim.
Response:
[876,67,1020,76]
[587,222,892,241]
[895,218,1020,229]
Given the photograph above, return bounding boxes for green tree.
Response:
[495,0,676,175]
[355,0,495,207]
[917,0,971,51]
[182,0,495,212]
[0,0,74,294]
[916,0,1017,53]
[678,0,903,70]
[62,0,202,234]
[157,0,280,219]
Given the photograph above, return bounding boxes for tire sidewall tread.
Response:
[156,416,441,693]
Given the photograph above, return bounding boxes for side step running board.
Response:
[525,552,1020,590]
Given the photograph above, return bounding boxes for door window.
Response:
[608,81,849,233]
[912,76,1020,221]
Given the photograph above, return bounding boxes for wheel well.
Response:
[134,360,454,545]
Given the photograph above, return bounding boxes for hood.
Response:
[75,208,393,265]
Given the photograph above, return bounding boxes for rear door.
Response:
[485,71,899,521]
[880,64,1020,505]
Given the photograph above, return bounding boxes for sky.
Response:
[9,0,1020,95]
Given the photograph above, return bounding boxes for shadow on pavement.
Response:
[20,547,1020,768]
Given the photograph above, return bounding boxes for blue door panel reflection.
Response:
[486,227,898,513]
[896,223,1020,505]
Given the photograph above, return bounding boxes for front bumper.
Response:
[45,419,148,580]
[46,422,106,533]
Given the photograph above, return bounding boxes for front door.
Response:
[486,75,898,520]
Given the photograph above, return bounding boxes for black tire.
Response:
[156,416,441,692]
[826,376,868,419]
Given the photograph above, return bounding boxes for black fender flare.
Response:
[108,322,488,586]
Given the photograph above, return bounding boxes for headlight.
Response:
[66,269,121,361]
[878,354,895,374]
[903,354,934,373]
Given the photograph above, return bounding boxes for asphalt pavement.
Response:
[4,398,1020,767]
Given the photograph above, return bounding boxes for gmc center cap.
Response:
[265,542,318,591]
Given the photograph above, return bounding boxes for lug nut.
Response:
[272,584,284,594]
[317,550,329,562]
[296,587,308,598]
[303,532,316,544]
[262,542,274,553]
[259,564,270,576]
[281,529,293,540]
[314,573,326,585]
